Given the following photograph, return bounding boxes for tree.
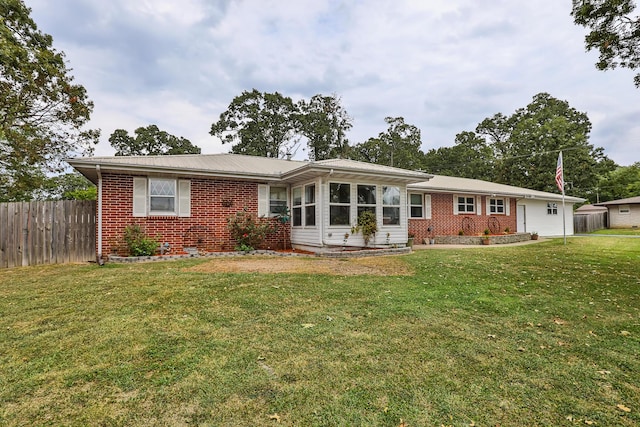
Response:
[572,0,640,87]
[1,0,99,201]
[423,131,495,180]
[474,93,616,198]
[43,172,96,200]
[210,89,300,158]
[298,94,352,160]
[596,162,640,201]
[109,125,201,156]
[351,117,424,170]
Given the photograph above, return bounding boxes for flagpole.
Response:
[556,151,566,245]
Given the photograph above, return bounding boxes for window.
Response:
[457,196,475,213]
[133,177,190,217]
[149,178,176,214]
[330,183,350,225]
[269,186,287,216]
[357,184,376,216]
[489,198,505,214]
[547,202,558,215]
[409,193,423,218]
[304,184,316,226]
[382,186,400,225]
[292,187,302,226]
[619,205,630,214]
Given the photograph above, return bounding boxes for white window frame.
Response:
[356,184,377,217]
[409,193,424,218]
[454,195,478,215]
[304,184,317,227]
[329,182,351,226]
[489,198,505,215]
[292,186,302,227]
[547,202,558,215]
[133,177,190,217]
[619,205,630,214]
[382,186,401,226]
[269,186,288,216]
[409,193,432,219]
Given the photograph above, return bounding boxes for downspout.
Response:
[96,165,103,265]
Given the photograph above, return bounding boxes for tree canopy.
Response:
[210,89,300,158]
[0,0,99,201]
[423,93,616,200]
[298,94,352,160]
[597,162,640,201]
[109,125,201,156]
[351,116,424,170]
[572,0,640,87]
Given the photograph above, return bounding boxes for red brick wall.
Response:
[100,173,288,257]
[409,193,517,243]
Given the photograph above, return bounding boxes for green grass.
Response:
[590,228,640,236]
[1,237,639,426]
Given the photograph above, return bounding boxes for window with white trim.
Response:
[489,198,505,214]
[133,177,190,217]
[457,196,475,214]
[619,205,630,214]
[292,187,302,226]
[357,184,376,216]
[382,186,400,225]
[409,193,423,218]
[149,178,176,214]
[547,202,558,215]
[269,186,287,216]
[304,184,316,226]
[329,182,350,225]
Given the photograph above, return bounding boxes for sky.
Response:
[25,0,640,166]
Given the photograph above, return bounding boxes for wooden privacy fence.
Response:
[574,212,608,234]
[0,200,96,268]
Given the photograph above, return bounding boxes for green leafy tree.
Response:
[572,0,640,87]
[210,89,300,158]
[423,131,495,180]
[109,125,200,156]
[486,93,615,198]
[0,0,99,201]
[43,172,96,200]
[351,117,424,170]
[298,94,352,160]
[597,162,640,201]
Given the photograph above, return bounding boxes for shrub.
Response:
[123,224,160,256]
[227,208,275,251]
[351,211,378,246]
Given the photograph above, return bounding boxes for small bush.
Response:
[123,224,160,256]
[227,208,275,251]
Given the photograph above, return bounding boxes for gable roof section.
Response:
[408,174,585,203]
[595,196,640,206]
[67,153,433,184]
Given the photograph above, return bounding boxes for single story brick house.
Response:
[407,175,584,243]
[68,153,583,259]
[595,196,640,228]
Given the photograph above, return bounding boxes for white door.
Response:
[517,205,526,232]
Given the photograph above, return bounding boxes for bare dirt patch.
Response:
[185,255,413,276]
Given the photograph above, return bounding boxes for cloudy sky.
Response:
[25,0,640,166]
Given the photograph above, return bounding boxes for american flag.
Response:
[555,151,564,193]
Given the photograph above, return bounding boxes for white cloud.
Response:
[24,0,640,166]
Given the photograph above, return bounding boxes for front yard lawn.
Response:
[1,237,639,426]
